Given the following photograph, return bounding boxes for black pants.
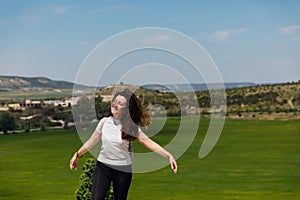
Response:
[92,161,132,200]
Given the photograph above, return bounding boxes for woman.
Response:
[70,89,177,200]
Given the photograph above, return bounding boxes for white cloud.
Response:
[279,25,300,40]
[52,6,75,14]
[213,28,247,41]
[144,35,172,44]
[279,25,300,35]
[93,5,134,13]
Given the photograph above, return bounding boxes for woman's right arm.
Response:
[69,130,101,170]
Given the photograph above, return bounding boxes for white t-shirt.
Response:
[95,116,133,166]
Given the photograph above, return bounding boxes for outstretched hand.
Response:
[169,155,178,174]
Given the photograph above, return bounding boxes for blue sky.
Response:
[0,0,299,85]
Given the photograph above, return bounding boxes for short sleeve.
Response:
[95,117,108,133]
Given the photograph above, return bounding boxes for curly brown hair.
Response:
[111,89,151,141]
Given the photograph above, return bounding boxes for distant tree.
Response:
[41,106,55,116]
[57,104,64,112]
[40,120,46,132]
[25,120,30,133]
[95,97,111,119]
[0,111,16,134]
[73,96,96,122]
[198,95,210,107]
[63,120,69,129]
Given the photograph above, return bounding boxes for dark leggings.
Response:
[92,161,132,200]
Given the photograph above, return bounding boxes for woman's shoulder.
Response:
[95,116,111,132]
[100,116,111,121]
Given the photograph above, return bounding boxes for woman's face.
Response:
[111,95,127,119]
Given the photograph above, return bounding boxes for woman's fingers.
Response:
[70,157,78,170]
[171,161,177,173]
[169,156,177,174]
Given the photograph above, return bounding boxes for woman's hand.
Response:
[69,152,79,170]
[169,155,178,174]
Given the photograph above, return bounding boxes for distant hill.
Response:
[0,76,75,89]
[0,75,257,92]
[141,82,257,92]
[0,76,94,100]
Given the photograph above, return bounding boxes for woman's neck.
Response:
[112,115,121,120]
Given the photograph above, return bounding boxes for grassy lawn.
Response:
[0,118,299,200]
[0,129,84,200]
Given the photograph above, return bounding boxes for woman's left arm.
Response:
[136,131,177,173]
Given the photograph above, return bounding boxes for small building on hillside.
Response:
[21,100,44,108]
[8,103,24,110]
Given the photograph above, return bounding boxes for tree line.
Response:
[1,82,299,134]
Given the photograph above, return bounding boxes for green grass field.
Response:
[0,118,299,200]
